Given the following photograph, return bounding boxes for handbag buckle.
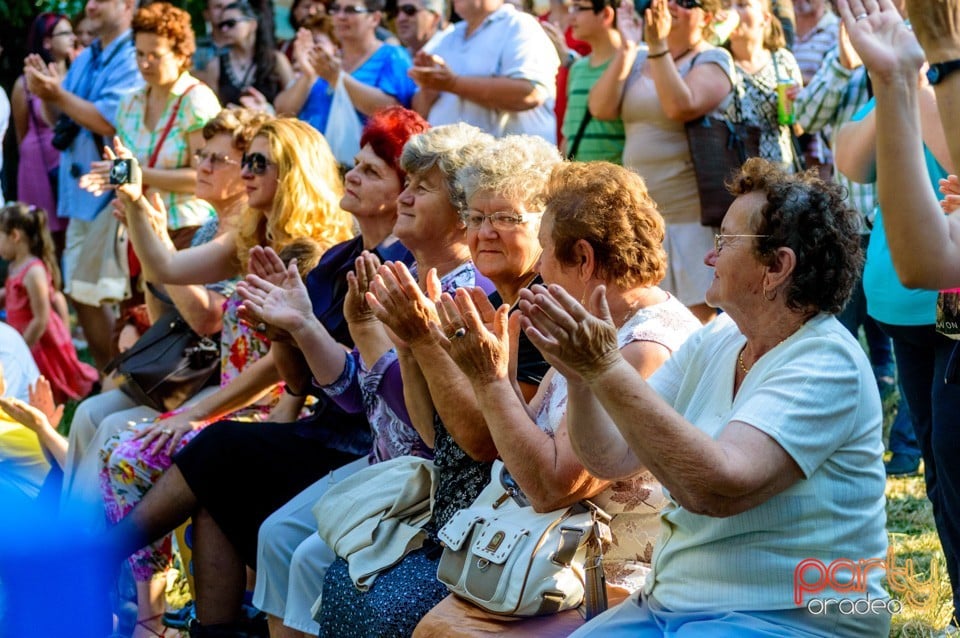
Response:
[476,558,491,571]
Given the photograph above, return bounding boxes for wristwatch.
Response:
[926,59,960,85]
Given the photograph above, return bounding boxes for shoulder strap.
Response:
[147,83,200,168]
[566,110,593,160]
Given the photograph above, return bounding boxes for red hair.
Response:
[359,107,430,180]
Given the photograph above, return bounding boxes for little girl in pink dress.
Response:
[0,203,97,403]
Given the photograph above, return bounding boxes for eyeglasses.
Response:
[194,150,240,168]
[51,30,75,38]
[217,17,252,31]
[675,0,703,8]
[461,210,542,231]
[328,3,370,14]
[568,3,599,12]
[241,152,275,175]
[136,49,174,63]
[714,233,770,253]
[396,3,422,15]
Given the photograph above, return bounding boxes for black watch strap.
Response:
[927,59,960,85]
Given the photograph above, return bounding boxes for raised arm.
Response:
[644,0,733,122]
[589,0,643,120]
[841,0,960,288]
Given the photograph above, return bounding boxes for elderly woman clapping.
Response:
[415,162,702,632]
[521,158,890,637]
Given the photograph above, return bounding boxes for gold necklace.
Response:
[738,348,751,375]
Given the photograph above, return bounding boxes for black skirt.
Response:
[173,418,365,567]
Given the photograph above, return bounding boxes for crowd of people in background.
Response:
[1,0,960,635]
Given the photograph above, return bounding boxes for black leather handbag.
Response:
[104,302,220,412]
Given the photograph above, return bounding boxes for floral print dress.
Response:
[99,291,279,582]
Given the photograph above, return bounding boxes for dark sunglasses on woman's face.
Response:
[396,4,421,15]
[674,0,703,8]
[328,3,370,14]
[241,152,274,175]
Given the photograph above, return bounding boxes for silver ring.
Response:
[451,327,467,339]
[855,12,868,20]
[161,428,173,435]
[256,322,267,332]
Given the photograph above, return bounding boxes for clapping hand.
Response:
[344,251,383,326]
[23,53,64,100]
[237,257,316,338]
[29,376,64,430]
[408,53,457,92]
[366,261,443,346]
[940,175,960,213]
[237,246,297,342]
[644,0,671,50]
[436,288,514,386]
[518,284,621,384]
[618,0,644,46]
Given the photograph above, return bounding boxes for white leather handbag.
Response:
[436,461,610,618]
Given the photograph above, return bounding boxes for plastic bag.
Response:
[324,74,363,168]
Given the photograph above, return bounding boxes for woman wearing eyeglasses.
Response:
[589,0,736,325]
[307,135,557,638]
[12,12,76,256]
[523,159,888,637]
[195,0,295,109]
[273,0,417,139]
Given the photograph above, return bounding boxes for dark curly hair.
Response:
[728,158,863,314]
[133,2,197,73]
[544,162,667,289]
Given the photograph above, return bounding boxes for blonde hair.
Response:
[235,118,354,269]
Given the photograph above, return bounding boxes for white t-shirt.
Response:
[426,4,559,143]
[0,322,41,402]
[644,313,888,612]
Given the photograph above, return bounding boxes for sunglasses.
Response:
[328,3,370,14]
[217,17,251,30]
[396,4,421,15]
[241,152,275,175]
[675,0,703,8]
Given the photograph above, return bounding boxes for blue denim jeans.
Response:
[877,321,960,622]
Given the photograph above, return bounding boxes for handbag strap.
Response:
[566,110,593,161]
[147,82,199,169]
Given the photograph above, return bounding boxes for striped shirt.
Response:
[562,56,625,163]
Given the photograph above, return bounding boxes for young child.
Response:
[0,203,97,403]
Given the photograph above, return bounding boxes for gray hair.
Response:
[458,135,564,213]
[400,123,495,212]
